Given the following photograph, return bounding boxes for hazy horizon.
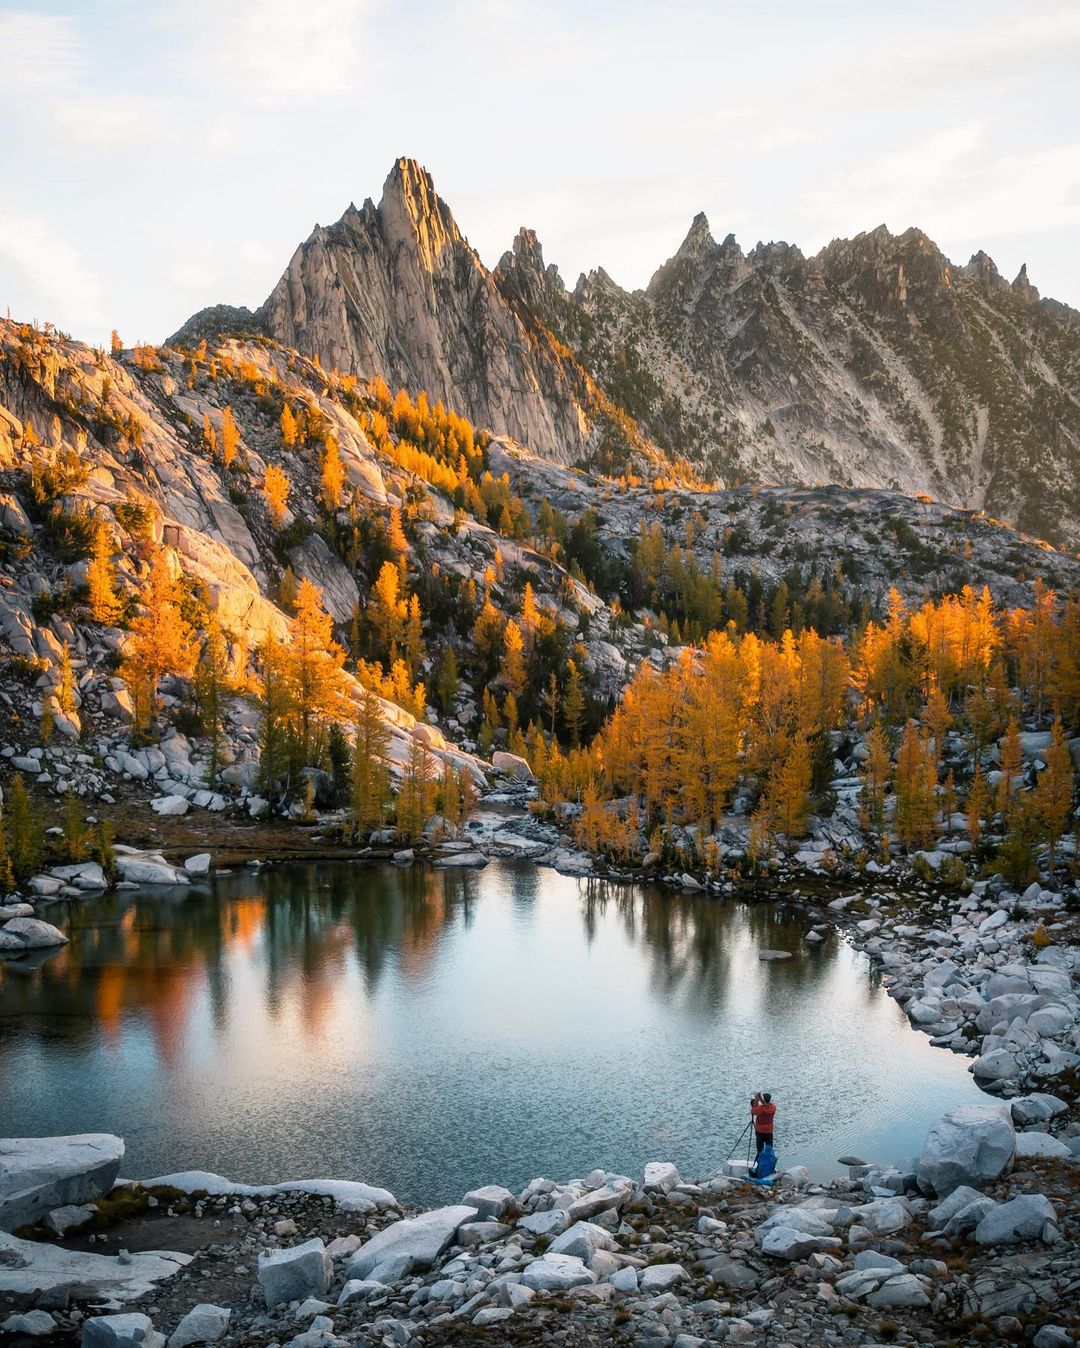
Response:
[3,0,1080,346]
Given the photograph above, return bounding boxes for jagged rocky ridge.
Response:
[172,158,1080,546]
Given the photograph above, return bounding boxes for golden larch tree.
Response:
[121,550,197,725]
[220,406,241,468]
[281,403,298,448]
[501,620,526,697]
[264,464,290,528]
[320,434,345,511]
[87,523,121,623]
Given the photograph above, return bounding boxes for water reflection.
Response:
[0,860,985,1205]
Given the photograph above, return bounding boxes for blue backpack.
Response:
[750,1144,776,1182]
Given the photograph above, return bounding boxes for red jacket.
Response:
[752,1101,776,1134]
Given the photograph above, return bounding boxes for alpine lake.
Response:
[0,858,987,1206]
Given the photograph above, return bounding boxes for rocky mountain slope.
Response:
[2,316,1078,838]
[172,159,1080,547]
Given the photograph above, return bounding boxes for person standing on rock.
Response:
[751,1091,776,1157]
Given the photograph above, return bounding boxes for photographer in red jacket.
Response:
[750,1092,776,1157]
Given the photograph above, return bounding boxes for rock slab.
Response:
[346,1205,477,1280]
[916,1105,1015,1197]
[0,1134,124,1231]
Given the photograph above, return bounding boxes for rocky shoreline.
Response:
[2,1098,1079,1348]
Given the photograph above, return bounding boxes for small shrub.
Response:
[114,496,156,540]
[938,855,966,888]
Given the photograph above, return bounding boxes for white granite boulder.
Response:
[974,1194,1058,1245]
[460,1185,514,1220]
[257,1239,332,1308]
[642,1161,680,1194]
[520,1253,598,1291]
[167,1305,230,1348]
[345,1205,477,1280]
[548,1220,616,1260]
[0,918,68,951]
[83,1313,165,1348]
[0,1231,190,1301]
[916,1105,1015,1196]
[0,1134,124,1231]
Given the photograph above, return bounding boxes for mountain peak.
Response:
[681,211,715,254]
[379,156,464,267]
[1012,263,1039,302]
[495,227,566,312]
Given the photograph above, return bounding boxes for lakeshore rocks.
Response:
[0,1133,124,1230]
[974,1193,1059,1244]
[916,1104,1015,1196]
[0,1230,190,1301]
[257,1239,333,1308]
[83,1313,166,1348]
[166,1304,230,1348]
[345,1205,477,1280]
[2,1098,1077,1348]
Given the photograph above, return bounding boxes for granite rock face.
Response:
[177,158,1080,546]
[0,1134,124,1231]
[257,160,614,471]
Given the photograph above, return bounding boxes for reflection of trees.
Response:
[0,862,868,1110]
[0,860,494,1078]
[578,882,839,1023]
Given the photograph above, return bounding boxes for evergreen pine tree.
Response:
[859,721,890,834]
[351,688,391,833]
[563,659,585,747]
[966,764,988,846]
[997,718,1023,821]
[8,775,43,880]
[196,611,229,786]
[1034,718,1073,876]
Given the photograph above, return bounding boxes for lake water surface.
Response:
[0,859,986,1205]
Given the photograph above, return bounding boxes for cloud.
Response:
[905,5,1080,77]
[0,208,104,326]
[802,123,1080,251]
[172,0,377,101]
[51,96,163,148]
[0,12,81,90]
[750,125,815,154]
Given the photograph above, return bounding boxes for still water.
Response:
[0,860,986,1205]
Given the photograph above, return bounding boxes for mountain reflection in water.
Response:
[0,859,985,1205]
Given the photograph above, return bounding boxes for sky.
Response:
[3,0,1080,346]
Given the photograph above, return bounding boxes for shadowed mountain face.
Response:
[171,159,1080,546]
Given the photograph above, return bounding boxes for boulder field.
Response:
[0,1115,1077,1348]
